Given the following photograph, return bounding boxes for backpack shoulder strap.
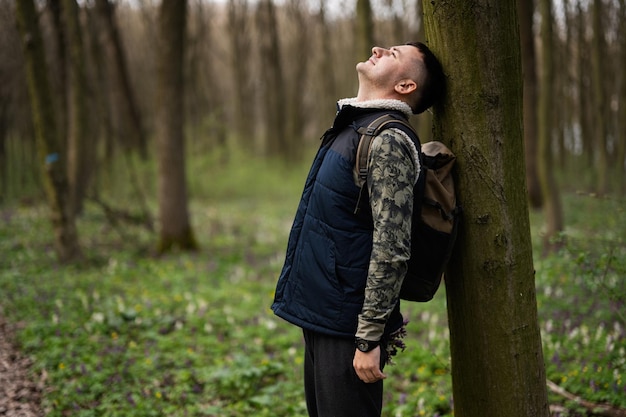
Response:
[355,114,418,182]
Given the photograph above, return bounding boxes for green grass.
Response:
[1,151,625,416]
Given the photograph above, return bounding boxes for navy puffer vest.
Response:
[271,105,404,338]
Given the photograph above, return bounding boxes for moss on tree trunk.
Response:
[422,1,550,415]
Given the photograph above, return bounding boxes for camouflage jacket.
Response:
[337,99,421,342]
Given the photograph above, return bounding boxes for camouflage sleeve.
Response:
[355,127,420,342]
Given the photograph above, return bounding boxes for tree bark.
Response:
[0,92,7,203]
[414,0,433,144]
[15,0,82,262]
[576,1,593,170]
[619,0,626,196]
[422,1,550,416]
[316,0,338,126]
[228,0,252,144]
[94,0,147,158]
[355,0,374,62]
[517,0,543,208]
[284,0,309,161]
[47,0,68,150]
[62,0,93,215]
[256,0,287,157]
[538,0,564,252]
[155,0,197,253]
[591,0,608,195]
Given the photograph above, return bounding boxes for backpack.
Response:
[355,114,461,302]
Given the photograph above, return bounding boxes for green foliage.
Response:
[1,152,625,416]
[531,194,626,412]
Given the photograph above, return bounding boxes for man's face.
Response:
[356,45,423,89]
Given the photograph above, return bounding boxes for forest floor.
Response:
[0,315,44,417]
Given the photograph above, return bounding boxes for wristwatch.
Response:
[355,338,379,352]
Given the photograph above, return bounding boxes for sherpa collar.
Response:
[336,98,413,119]
[336,97,420,185]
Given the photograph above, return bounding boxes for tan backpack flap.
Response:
[421,141,456,168]
[421,141,457,233]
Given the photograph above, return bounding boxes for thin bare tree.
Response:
[355,0,374,62]
[517,0,542,208]
[62,0,93,215]
[256,0,287,156]
[94,0,147,157]
[227,0,252,144]
[155,0,197,253]
[15,0,82,262]
[619,0,626,195]
[538,0,564,252]
[591,0,608,195]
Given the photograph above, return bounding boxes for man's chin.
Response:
[355,61,369,72]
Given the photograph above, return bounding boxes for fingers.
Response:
[353,347,387,383]
[358,368,387,384]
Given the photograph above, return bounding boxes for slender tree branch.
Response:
[547,380,626,417]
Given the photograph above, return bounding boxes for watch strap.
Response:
[355,338,379,352]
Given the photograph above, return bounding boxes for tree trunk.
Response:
[15,0,82,262]
[228,0,252,144]
[422,1,550,416]
[256,0,287,157]
[538,0,564,252]
[414,0,433,143]
[62,0,93,215]
[619,0,626,196]
[155,0,197,253]
[284,0,308,161]
[47,0,68,151]
[591,0,608,195]
[558,0,574,172]
[0,95,7,203]
[517,0,543,209]
[355,0,374,62]
[85,6,115,165]
[94,0,147,158]
[576,1,593,170]
[316,0,338,126]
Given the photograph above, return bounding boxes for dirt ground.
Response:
[0,315,44,417]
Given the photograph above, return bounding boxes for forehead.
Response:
[393,45,423,61]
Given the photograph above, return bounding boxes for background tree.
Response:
[283,0,309,162]
[615,0,626,196]
[47,0,68,151]
[591,0,608,195]
[227,0,252,145]
[62,0,93,215]
[93,0,147,158]
[517,0,542,208]
[15,0,82,262]
[155,0,197,253]
[355,0,374,62]
[313,0,339,127]
[538,0,564,252]
[422,0,550,415]
[256,0,288,157]
[575,1,593,168]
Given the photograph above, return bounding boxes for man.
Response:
[271,42,445,417]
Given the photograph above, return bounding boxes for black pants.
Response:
[303,329,387,417]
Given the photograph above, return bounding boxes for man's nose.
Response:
[371,46,388,57]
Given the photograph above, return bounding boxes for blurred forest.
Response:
[1,0,625,260]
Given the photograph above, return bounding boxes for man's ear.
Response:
[394,79,417,95]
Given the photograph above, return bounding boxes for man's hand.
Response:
[353,346,386,383]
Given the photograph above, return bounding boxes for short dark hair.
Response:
[407,41,445,114]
